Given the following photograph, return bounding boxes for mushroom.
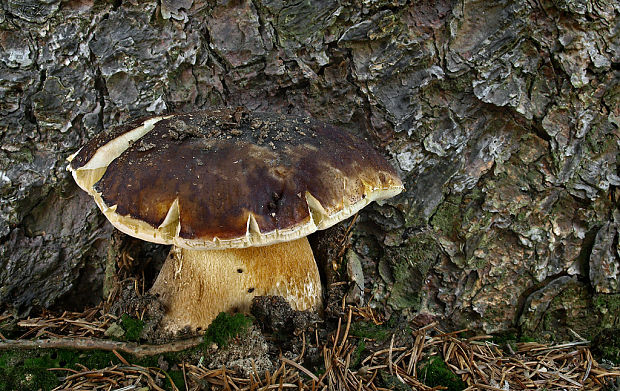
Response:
[68,109,403,332]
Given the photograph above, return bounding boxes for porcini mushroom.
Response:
[68,109,403,332]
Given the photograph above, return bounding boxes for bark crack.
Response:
[513,271,569,331]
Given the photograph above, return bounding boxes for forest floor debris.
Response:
[1,304,619,390]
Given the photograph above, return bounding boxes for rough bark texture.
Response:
[1,0,618,339]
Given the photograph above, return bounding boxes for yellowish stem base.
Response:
[150,237,323,333]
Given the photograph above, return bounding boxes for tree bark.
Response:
[0,0,618,340]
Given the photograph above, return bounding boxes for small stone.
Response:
[157,355,169,371]
[104,322,125,339]
[345,249,365,306]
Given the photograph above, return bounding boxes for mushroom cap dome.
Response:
[68,109,403,249]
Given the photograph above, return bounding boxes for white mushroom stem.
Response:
[150,237,323,332]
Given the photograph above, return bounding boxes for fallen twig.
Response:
[0,336,203,358]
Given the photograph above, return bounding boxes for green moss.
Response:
[165,369,186,390]
[404,207,427,228]
[594,294,620,327]
[385,233,438,311]
[536,283,595,342]
[350,321,391,342]
[314,365,326,377]
[592,326,620,365]
[0,319,23,340]
[203,312,253,347]
[0,348,120,390]
[0,348,185,391]
[379,370,410,390]
[491,332,536,353]
[417,356,465,391]
[438,73,474,93]
[120,314,145,342]
[0,367,58,391]
[10,149,34,164]
[350,340,366,368]
[431,197,462,239]
[1,349,119,371]
[598,339,620,364]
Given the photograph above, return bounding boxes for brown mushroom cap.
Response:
[68,109,403,249]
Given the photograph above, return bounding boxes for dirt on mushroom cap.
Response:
[69,108,403,249]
